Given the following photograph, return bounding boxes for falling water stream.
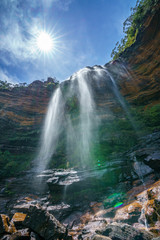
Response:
[35,64,148,221]
[37,87,64,171]
[36,64,141,171]
[101,67,148,229]
[37,67,99,171]
[102,67,139,134]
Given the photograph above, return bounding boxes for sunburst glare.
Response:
[36,31,53,53]
[30,26,66,59]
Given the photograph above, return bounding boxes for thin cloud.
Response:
[0,0,96,83]
[0,68,18,84]
[55,0,74,11]
[0,0,74,64]
[43,0,74,11]
[0,0,37,63]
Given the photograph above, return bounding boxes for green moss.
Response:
[0,150,34,179]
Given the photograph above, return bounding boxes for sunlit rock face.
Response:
[114,180,160,236]
[0,78,57,177]
[118,4,160,106]
[0,3,160,177]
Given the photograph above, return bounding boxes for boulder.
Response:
[97,223,153,240]
[114,201,142,224]
[9,229,30,240]
[30,231,42,240]
[0,214,16,234]
[1,235,10,240]
[22,204,72,240]
[92,235,112,240]
[0,229,30,240]
[11,212,27,229]
[144,151,160,170]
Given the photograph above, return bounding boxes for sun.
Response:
[36,31,53,53]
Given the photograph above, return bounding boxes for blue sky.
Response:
[0,0,137,84]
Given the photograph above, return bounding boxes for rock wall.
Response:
[119,2,160,106]
[0,79,57,177]
[0,2,160,176]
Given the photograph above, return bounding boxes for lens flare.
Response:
[114,202,124,208]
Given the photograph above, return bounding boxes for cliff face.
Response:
[0,79,57,177]
[0,82,49,127]
[0,3,160,177]
[119,3,160,106]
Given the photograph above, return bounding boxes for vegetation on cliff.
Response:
[111,0,159,59]
[0,0,160,178]
[0,77,59,90]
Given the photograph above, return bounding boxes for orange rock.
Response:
[12,212,26,223]
[114,201,142,221]
[91,202,103,214]
[148,221,160,235]
[0,214,17,234]
[24,197,33,202]
[80,212,93,224]
[8,228,30,240]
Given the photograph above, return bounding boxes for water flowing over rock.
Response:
[0,3,160,239]
[36,64,139,171]
[37,88,65,171]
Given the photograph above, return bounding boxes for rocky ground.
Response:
[0,131,160,240]
[0,179,160,239]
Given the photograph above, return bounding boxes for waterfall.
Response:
[75,69,98,167]
[37,87,64,171]
[36,63,138,172]
[102,66,139,134]
[36,67,99,171]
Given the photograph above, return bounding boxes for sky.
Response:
[0,0,137,84]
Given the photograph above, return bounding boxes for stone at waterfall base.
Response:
[96,223,154,240]
[11,212,27,229]
[91,235,112,240]
[0,204,72,240]
[22,204,72,240]
[1,229,30,240]
[0,214,16,234]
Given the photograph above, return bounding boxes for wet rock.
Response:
[11,212,27,229]
[82,219,107,235]
[45,162,133,205]
[92,235,112,240]
[22,204,71,240]
[10,229,30,239]
[97,223,153,240]
[46,203,72,222]
[114,201,142,224]
[1,235,10,240]
[133,161,153,177]
[145,200,158,226]
[74,217,108,240]
[14,203,35,213]
[0,214,16,234]
[30,231,43,240]
[144,152,160,170]
[0,229,30,240]
[112,179,160,235]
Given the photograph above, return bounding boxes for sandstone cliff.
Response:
[0,79,57,177]
[119,2,160,106]
[0,2,160,177]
